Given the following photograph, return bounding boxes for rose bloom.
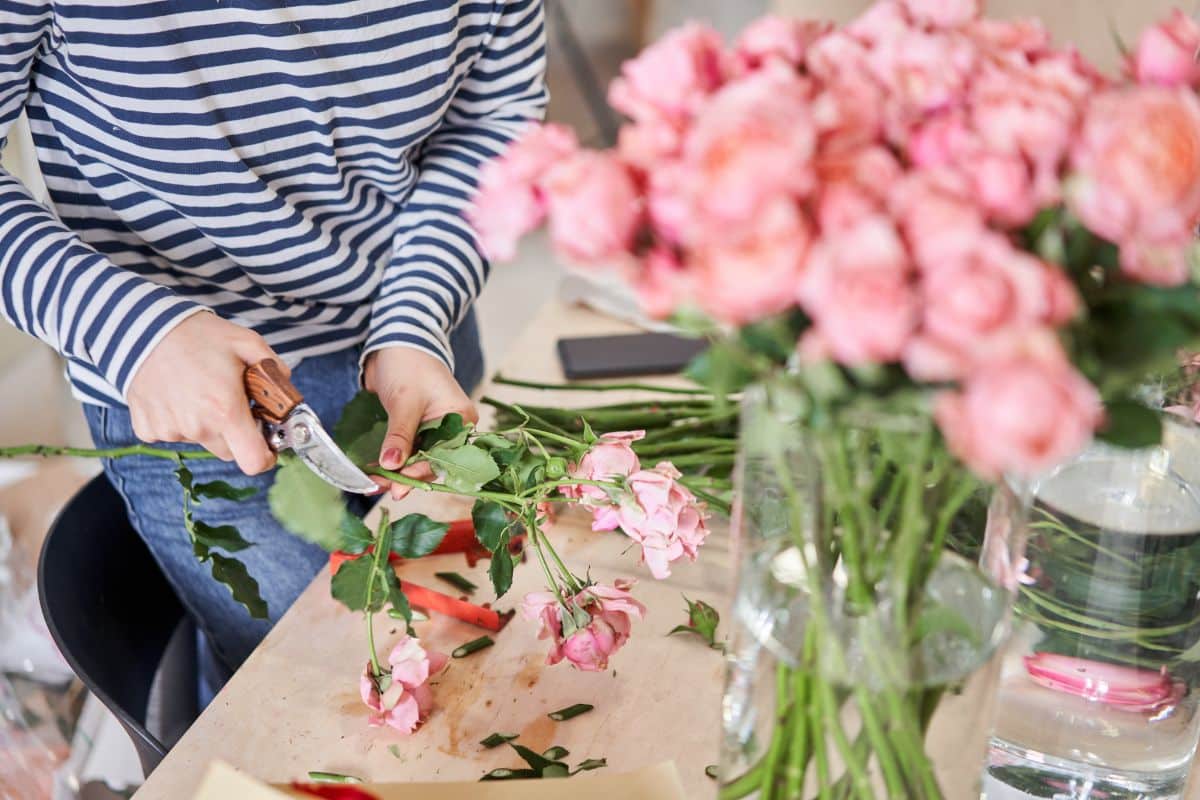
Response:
[934,331,1102,478]
[634,247,691,320]
[359,636,448,733]
[615,462,710,579]
[690,198,812,325]
[814,145,902,231]
[561,430,645,507]
[890,169,987,271]
[608,22,728,126]
[966,16,1051,56]
[900,0,981,29]
[797,214,917,365]
[468,124,577,261]
[522,579,646,671]
[1129,9,1200,88]
[1069,86,1200,286]
[906,233,1079,380]
[543,151,641,264]
[681,63,817,226]
[735,15,831,72]
[864,25,977,123]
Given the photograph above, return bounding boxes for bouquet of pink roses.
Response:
[471,0,1200,474]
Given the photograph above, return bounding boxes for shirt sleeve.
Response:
[0,3,207,400]
[364,0,549,371]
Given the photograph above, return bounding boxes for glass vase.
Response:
[983,417,1200,799]
[720,380,1029,799]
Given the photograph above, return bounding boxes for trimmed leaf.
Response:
[480,768,538,781]
[385,570,413,634]
[333,390,387,449]
[474,433,517,452]
[209,553,268,619]
[480,732,518,749]
[542,746,569,760]
[192,479,257,502]
[268,455,345,550]
[510,743,563,773]
[426,444,501,493]
[335,513,374,554]
[191,520,253,553]
[471,500,513,553]
[575,758,608,773]
[389,513,450,558]
[435,571,477,594]
[330,555,388,613]
[1098,400,1162,450]
[417,413,470,451]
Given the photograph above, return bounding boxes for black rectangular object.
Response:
[556,332,707,380]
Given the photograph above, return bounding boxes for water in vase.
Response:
[985,429,1200,800]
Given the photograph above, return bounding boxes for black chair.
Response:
[38,474,198,776]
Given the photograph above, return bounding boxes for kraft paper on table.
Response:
[192,760,687,800]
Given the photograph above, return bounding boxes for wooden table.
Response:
[134,299,730,800]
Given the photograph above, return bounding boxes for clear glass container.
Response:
[720,380,1029,799]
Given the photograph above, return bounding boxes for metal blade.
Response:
[276,405,379,495]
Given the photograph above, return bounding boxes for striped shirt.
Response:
[0,0,547,405]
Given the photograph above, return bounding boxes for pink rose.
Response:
[934,332,1102,478]
[966,17,1051,56]
[865,26,977,122]
[634,247,690,320]
[609,23,728,126]
[691,199,812,325]
[1129,10,1200,88]
[645,162,690,244]
[613,462,710,580]
[796,215,917,365]
[522,579,646,671]
[814,145,902,231]
[1024,653,1185,713]
[543,151,641,264]
[1069,86,1200,286]
[561,430,645,508]
[735,16,832,72]
[617,118,684,168]
[900,0,981,29]
[682,63,817,225]
[890,170,986,271]
[468,125,578,261]
[359,636,448,733]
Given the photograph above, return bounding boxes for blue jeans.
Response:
[84,314,483,695]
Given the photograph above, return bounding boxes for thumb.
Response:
[230,330,291,378]
[379,390,423,471]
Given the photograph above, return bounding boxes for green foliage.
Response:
[330,556,386,613]
[667,595,724,652]
[472,500,519,597]
[332,391,387,448]
[423,444,501,493]
[268,455,345,550]
[388,513,449,558]
[417,413,470,451]
[175,464,267,619]
[335,514,374,554]
[1097,400,1163,449]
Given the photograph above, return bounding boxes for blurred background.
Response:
[0,0,1191,798]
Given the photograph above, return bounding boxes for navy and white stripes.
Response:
[0,0,547,405]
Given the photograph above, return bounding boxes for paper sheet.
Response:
[192,760,687,800]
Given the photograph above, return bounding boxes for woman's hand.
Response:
[364,346,478,499]
[126,312,283,475]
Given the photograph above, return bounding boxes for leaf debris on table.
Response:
[305,771,363,784]
[547,703,593,721]
[479,732,519,749]
[452,635,494,658]
[434,570,478,594]
[479,741,607,781]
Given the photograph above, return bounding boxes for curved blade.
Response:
[278,406,378,495]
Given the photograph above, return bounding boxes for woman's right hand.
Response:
[125,312,284,475]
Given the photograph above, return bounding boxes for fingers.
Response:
[220,400,276,475]
[230,330,290,377]
[378,387,423,471]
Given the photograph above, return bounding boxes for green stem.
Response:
[492,373,711,395]
[521,427,588,451]
[367,468,518,507]
[0,443,218,460]
[367,509,391,678]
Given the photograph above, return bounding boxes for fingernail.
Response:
[381,448,402,469]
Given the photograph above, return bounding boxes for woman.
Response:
[0,0,546,694]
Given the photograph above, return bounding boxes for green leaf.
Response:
[474,433,517,452]
[268,456,345,550]
[385,570,413,634]
[480,768,538,781]
[541,764,569,778]
[509,743,565,774]
[684,341,756,397]
[417,413,470,451]
[209,553,268,619]
[1098,400,1163,450]
[344,421,387,469]
[542,746,569,761]
[191,520,253,553]
[471,500,513,553]
[335,513,374,554]
[667,596,724,651]
[574,758,607,774]
[489,546,515,599]
[426,444,501,493]
[333,390,387,449]
[389,513,450,558]
[330,555,388,613]
[480,732,519,749]
[176,465,194,493]
[191,479,257,502]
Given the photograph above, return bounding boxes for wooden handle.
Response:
[244,359,303,424]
